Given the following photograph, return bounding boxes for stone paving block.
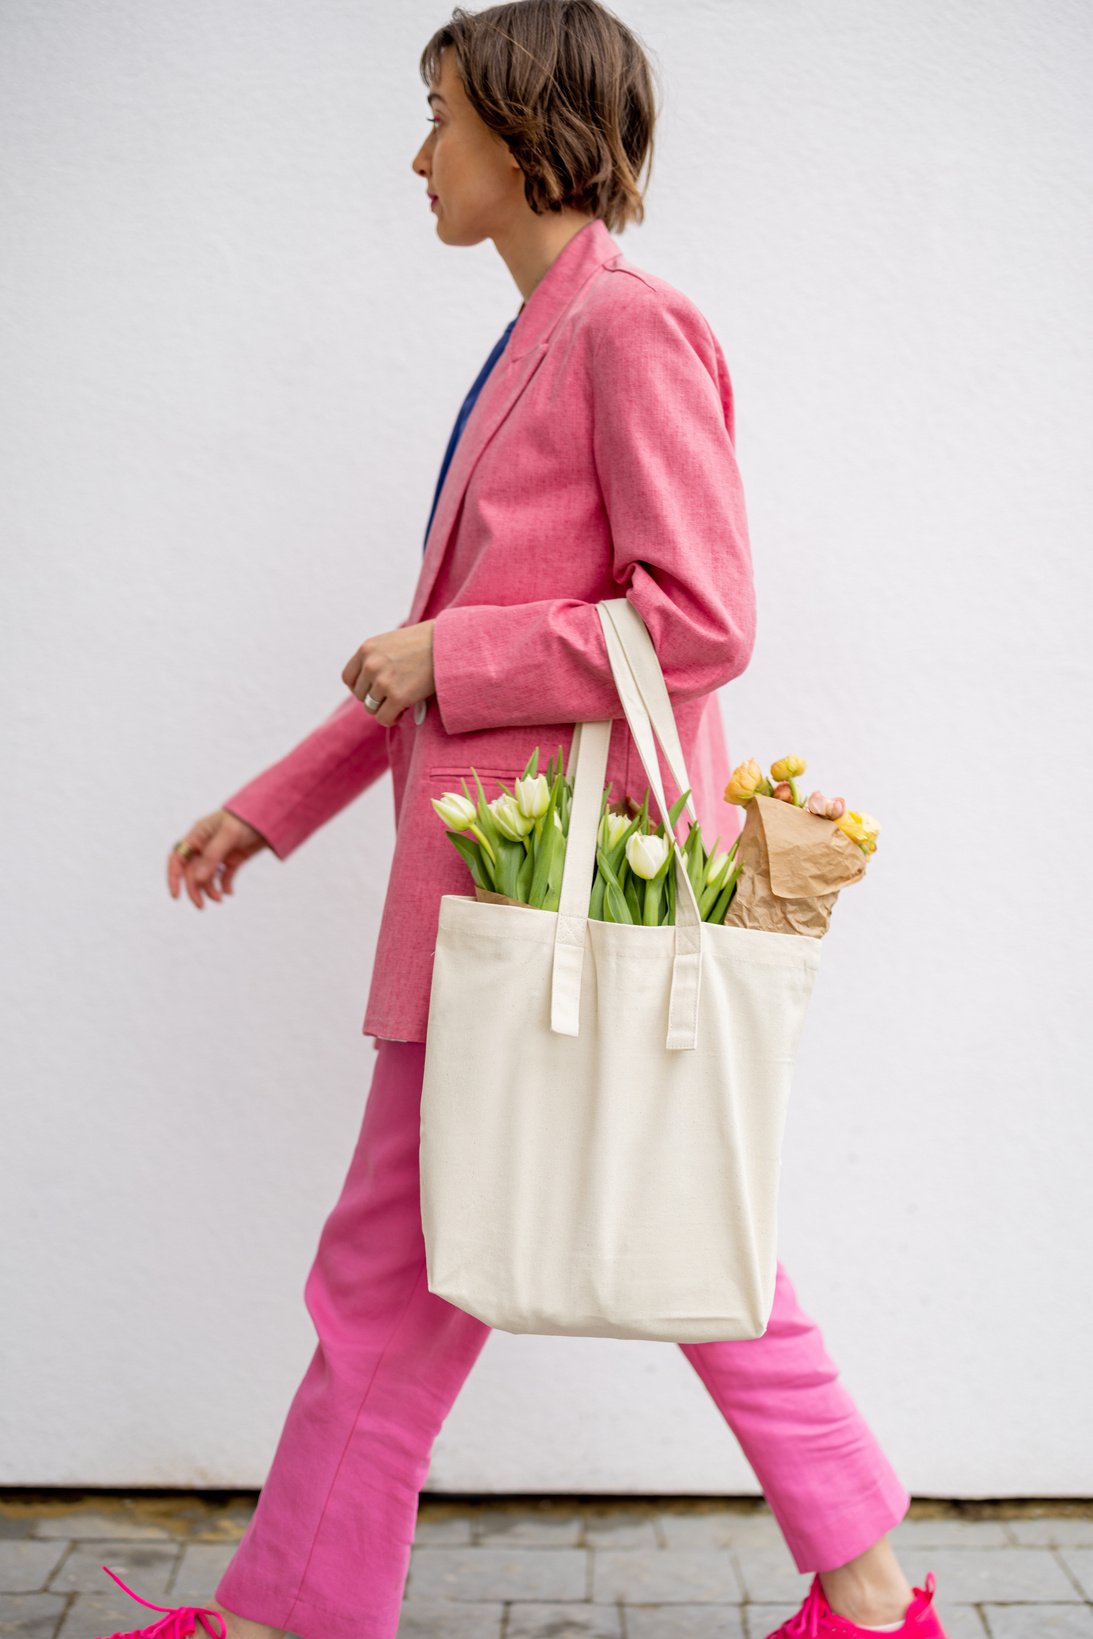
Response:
[1008,1519,1093,1548]
[889,1519,1012,1549]
[892,1547,1079,1604]
[33,1512,173,1542]
[169,1542,238,1604]
[930,1608,989,1639]
[733,1550,811,1604]
[580,1512,659,1551]
[655,1511,784,1552]
[57,1591,157,1638]
[394,1598,505,1637]
[628,1603,746,1638]
[407,1546,588,1603]
[1060,1549,1093,1600]
[983,1606,1093,1638]
[49,1542,178,1598]
[0,1517,37,1541]
[0,1590,67,1638]
[473,1509,583,1548]
[187,1507,255,1544]
[0,1542,68,1595]
[411,1513,475,1546]
[591,1548,743,1605]
[744,1606,799,1638]
[505,1601,624,1637]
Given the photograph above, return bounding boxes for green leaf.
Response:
[624,867,642,924]
[529,779,561,906]
[517,842,535,900]
[668,787,692,830]
[596,844,633,924]
[445,831,487,888]
[709,859,743,924]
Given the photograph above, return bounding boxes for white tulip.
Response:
[489,792,536,841]
[704,850,732,891]
[431,792,477,830]
[600,811,631,850]
[626,831,672,881]
[515,773,550,819]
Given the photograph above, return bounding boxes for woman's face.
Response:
[411,46,525,245]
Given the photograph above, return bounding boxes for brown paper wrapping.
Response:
[722,794,869,938]
[474,886,531,908]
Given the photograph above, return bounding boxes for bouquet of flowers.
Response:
[430,749,879,936]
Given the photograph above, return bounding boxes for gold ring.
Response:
[174,841,195,861]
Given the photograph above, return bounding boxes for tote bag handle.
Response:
[550,599,704,1051]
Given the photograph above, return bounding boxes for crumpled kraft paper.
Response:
[722,793,869,938]
[474,886,530,908]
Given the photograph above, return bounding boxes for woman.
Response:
[118,5,948,1638]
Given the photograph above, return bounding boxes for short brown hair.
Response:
[419,0,658,231]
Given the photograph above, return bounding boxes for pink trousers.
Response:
[214,1039,910,1639]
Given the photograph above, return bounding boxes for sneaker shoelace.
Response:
[779,1569,937,1637]
[782,1574,833,1637]
[96,1565,228,1638]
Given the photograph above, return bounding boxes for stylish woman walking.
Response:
[125,6,950,1637]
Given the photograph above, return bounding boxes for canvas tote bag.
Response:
[419,597,823,1342]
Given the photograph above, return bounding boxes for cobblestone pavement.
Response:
[0,1494,1090,1638]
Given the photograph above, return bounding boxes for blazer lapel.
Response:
[409,216,621,625]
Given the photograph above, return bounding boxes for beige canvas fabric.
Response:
[419,600,822,1342]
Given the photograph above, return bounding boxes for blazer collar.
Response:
[410,216,622,625]
[506,215,621,359]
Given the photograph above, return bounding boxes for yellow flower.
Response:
[834,809,880,853]
[770,754,807,781]
[725,758,768,806]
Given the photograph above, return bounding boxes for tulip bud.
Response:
[515,773,550,819]
[704,850,732,891]
[489,793,535,841]
[770,755,807,781]
[771,781,795,803]
[600,811,631,850]
[431,791,478,830]
[725,758,769,806]
[626,831,672,881]
[834,808,880,853]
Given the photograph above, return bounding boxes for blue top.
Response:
[423,313,520,552]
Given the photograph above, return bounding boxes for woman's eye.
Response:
[426,116,441,128]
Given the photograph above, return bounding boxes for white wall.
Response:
[2,0,1089,1495]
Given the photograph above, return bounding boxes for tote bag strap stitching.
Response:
[548,600,702,1049]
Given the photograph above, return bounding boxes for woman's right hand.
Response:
[167,807,270,909]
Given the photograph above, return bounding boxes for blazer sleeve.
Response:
[221,690,391,861]
[428,282,757,735]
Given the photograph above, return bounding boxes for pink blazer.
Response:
[222,216,756,1043]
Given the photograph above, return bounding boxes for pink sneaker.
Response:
[761,1569,949,1637]
[93,1564,228,1638]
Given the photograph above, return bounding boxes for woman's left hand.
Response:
[341,620,436,727]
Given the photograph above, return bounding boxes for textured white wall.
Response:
[2,0,1090,1496]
